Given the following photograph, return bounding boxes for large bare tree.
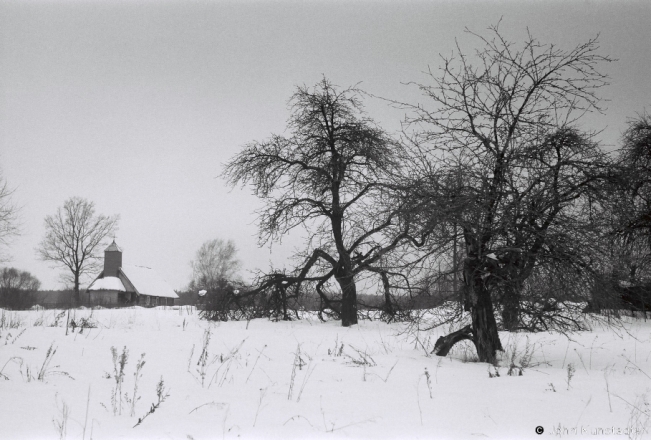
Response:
[400,25,612,362]
[224,78,417,326]
[37,197,119,304]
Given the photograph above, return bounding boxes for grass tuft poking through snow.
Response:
[49,311,66,328]
[52,393,69,440]
[110,346,129,415]
[0,309,23,329]
[627,393,651,440]
[195,328,211,387]
[133,376,170,428]
[36,342,73,382]
[38,342,57,381]
[424,368,433,398]
[128,353,146,417]
[287,343,303,400]
[566,363,576,390]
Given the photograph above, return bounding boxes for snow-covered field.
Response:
[1,307,650,440]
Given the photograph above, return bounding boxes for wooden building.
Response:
[85,241,178,306]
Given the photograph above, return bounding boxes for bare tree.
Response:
[0,267,40,309]
[189,238,241,292]
[582,111,651,315]
[223,78,418,326]
[615,112,651,254]
[0,171,19,262]
[399,24,612,362]
[37,197,119,304]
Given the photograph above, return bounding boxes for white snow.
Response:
[0,308,650,439]
[120,265,178,298]
[87,276,126,291]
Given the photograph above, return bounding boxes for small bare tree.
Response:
[37,197,119,305]
[0,171,19,262]
[189,238,241,292]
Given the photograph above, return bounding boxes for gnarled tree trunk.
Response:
[466,238,503,363]
[470,282,503,363]
[434,255,503,363]
[435,236,503,363]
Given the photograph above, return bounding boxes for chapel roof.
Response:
[119,265,178,299]
[105,240,122,252]
[87,276,126,292]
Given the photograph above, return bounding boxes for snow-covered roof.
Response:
[88,276,126,291]
[120,265,178,299]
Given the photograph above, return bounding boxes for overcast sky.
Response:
[1,0,650,291]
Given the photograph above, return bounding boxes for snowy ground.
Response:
[1,307,650,440]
